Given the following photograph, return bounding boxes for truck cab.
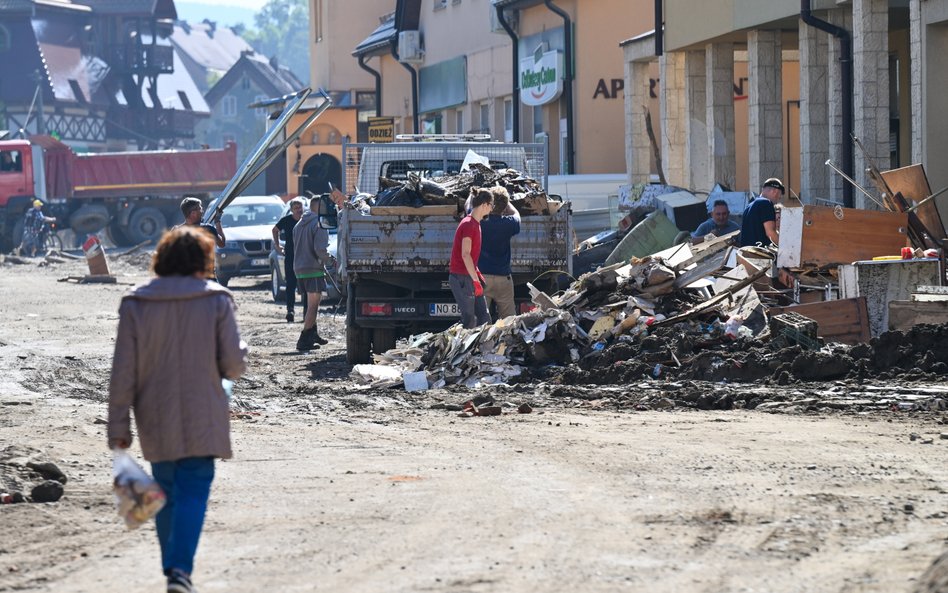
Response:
[0,140,45,249]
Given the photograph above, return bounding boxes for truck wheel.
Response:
[125,207,167,244]
[270,265,284,302]
[372,328,396,355]
[69,205,110,235]
[10,219,24,250]
[108,220,132,247]
[346,325,372,365]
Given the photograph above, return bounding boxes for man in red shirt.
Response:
[449,188,494,328]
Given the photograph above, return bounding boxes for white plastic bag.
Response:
[112,449,166,529]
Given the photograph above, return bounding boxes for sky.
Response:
[176,0,268,29]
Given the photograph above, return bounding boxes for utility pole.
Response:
[30,70,46,135]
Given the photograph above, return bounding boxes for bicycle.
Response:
[41,221,64,253]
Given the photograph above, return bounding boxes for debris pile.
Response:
[352,225,948,390]
[350,161,562,216]
[352,237,775,388]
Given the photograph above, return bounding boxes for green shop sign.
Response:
[519,49,563,106]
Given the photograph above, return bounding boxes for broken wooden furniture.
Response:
[776,205,908,269]
[768,297,870,345]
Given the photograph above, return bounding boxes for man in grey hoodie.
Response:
[292,197,332,351]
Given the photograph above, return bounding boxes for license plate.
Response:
[251,258,268,266]
[429,303,461,317]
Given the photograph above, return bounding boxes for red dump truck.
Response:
[0,136,236,251]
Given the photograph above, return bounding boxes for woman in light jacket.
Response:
[108,225,247,593]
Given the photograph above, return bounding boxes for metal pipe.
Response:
[825,158,884,209]
[204,88,332,222]
[228,92,333,200]
[801,0,854,208]
[357,55,382,117]
[654,0,663,56]
[390,41,419,134]
[544,0,574,174]
[496,4,520,142]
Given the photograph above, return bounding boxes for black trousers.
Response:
[284,256,306,316]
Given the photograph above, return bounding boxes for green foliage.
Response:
[240,0,310,85]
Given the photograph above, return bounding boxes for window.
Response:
[222,95,237,117]
[356,91,377,117]
[433,0,447,9]
[240,76,250,91]
[0,25,9,52]
[479,102,490,134]
[0,150,22,173]
[455,109,463,134]
[504,98,513,142]
[422,115,442,134]
[532,104,544,136]
[254,94,268,118]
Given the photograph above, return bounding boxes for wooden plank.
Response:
[888,300,948,331]
[768,297,871,344]
[673,248,730,289]
[655,265,769,327]
[671,232,735,272]
[779,205,908,269]
[881,164,944,240]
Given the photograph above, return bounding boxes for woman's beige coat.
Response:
[108,276,247,462]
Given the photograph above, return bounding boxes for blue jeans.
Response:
[151,457,215,576]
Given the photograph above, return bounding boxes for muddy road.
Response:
[1,253,947,593]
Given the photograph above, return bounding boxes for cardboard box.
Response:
[82,236,111,277]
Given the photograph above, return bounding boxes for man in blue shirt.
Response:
[739,177,784,247]
[691,199,740,244]
[478,187,521,319]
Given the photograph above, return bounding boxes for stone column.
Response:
[624,59,653,184]
[747,30,783,190]
[660,50,686,188]
[684,50,709,190]
[705,42,737,190]
[623,37,659,185]
[799,20,830,202]
[853,0,890,210]
[910,0,922,165]
[826,9,852,201]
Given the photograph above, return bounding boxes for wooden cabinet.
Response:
[776,205,908,269]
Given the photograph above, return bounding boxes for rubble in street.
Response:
[353,162,948,402]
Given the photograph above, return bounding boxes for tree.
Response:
[241,0,310,85]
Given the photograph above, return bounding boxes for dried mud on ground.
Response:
[1,252,948,593]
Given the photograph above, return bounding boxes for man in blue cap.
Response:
[739,177,784,248]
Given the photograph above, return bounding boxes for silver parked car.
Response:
[215,195,285,287]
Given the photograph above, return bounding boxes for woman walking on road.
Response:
[107,226,247,593]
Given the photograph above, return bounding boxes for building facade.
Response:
[201,51,303,194]
[623,0,947,225]
[349,0,653,176]
[0,0,208,151]
[170,19,253,93]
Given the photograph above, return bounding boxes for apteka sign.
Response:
[519,47,563,106]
